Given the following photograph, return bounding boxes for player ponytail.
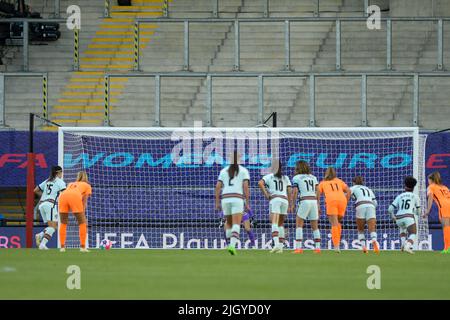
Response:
[428,171,442,185]
[228,151,239,178]
[48,165,62,182]
[295,160,311,175]
[324,167,336,181]
[76,171,89,183]
[274,160,283,179]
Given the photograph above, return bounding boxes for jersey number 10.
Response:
[274,180,284,191]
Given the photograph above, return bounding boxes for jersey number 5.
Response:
[46,183,53,195]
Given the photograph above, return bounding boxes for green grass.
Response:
[0,249,449,300]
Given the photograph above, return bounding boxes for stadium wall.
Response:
[391,0,450,16]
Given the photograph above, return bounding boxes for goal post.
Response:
[58,126,430,250]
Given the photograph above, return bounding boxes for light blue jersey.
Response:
[39,177,66,204]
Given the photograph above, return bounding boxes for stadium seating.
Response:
[1,0,450,129]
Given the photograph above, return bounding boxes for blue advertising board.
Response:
[0,227,57,248]
[0,131,58,187]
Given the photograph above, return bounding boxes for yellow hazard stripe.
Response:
[62,91,121,96]
[69,77,129,83]
[88,44,146,49]
[58,98,118,103]
[67,84,124,89]
[79,64,133,69]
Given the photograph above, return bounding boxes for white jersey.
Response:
[292,174,318,198]
[218,165,250,198]
[262,173,291,199]
[389,192,421,217]
[350,185,377,207]
[38,177,66,204]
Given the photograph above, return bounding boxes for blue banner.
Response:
[0,227,57,248]
[0,131,58,187]
[425,132,450,223]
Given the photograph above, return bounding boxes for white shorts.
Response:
[39,202,58,223]
[221,198,244,216]
[269,198,288,215]
[297,200,319,221]
[355,205,376,220]
[396,217,416,229]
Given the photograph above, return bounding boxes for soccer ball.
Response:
[99,239,112,250]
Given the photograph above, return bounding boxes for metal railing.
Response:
[135,17,450,72]
[104,0,368,19]
[0,18,79,72]
[0,73,48,127]
[104,71,450,128]
[2,16,447,73]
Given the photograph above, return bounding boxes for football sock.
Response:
[230,224,240,248]
[370,232,378,243]
[400,233,407,248]
[79,223,87,249]
[331,226,339,248]
[59,223,67,248]
[246,230,255,242]
[278,226,285,244]
[225,229,232,244]
[40,226,55,247]
[444,226,450,250]
[295,227,303,249]
[358,232,366,248]
[406,234,416,250]
[271,224,279,247]
[313,229,321,249]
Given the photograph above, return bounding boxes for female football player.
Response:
[221,207,255,248]
[317,167,351,252]
[258,160,292,253]
[34,166,66,250]
[215,151,250,255]
[389,176,421,254]
[58,171,92,252]
[350,176,379,253]
[290,161,321,254]
[423,171,450,254]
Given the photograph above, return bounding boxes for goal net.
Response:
[58,127,430,250]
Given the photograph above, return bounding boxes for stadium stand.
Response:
[0,188,26,225]
[1,0,449,130]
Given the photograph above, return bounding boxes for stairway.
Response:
[50,0,168,127]
[0,188,26,226]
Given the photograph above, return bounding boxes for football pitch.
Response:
[0,249,449,300]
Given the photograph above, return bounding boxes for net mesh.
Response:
[60,128,429,250]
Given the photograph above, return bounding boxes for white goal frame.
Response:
[57,126,426,250]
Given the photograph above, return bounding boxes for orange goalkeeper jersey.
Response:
[66,181,92,197]
[318,178,348,203]
[428,183,450,217]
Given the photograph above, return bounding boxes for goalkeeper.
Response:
[220,207,256,248]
